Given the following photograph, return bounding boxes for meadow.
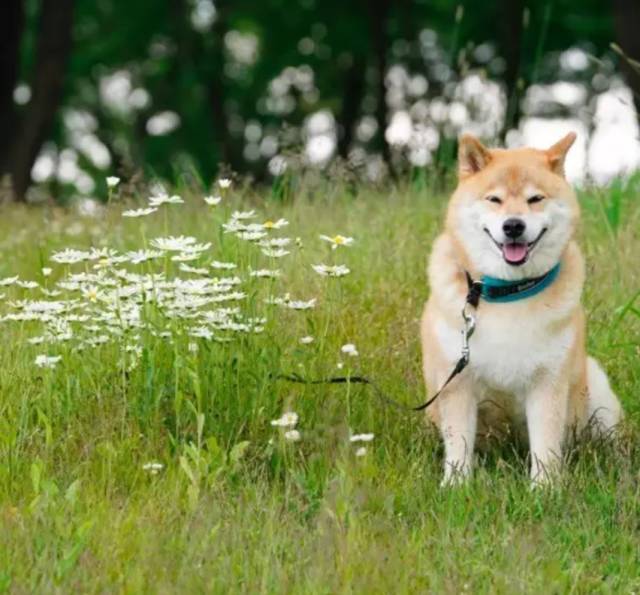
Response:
[0,176,639,593]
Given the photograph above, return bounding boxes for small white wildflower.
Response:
[231,209,255,220]
[237,230,268,242]
[262,218,289,230]
[259,237,291,248]
[35,355,61,369]
[355,446,367,457]
[150,236,197,251]
[285,298,316,310]
[261,247,290,258]
[149,194,184,207]
[126,249,163,264]
[271,411,299,428]
[41,268,52,277]
[188,342,199,353]
[123,207,158,218]
[250,269,281,279]
[341,343,359,357]
[218,178,232,189]
[50,249,91,264]
[142,462,164,475]
[320,234,355,250]
[16,280,39,289]
[284,429,301,442]
[312,264,350,277]
[350,433,374,443]
[336,362,344,370]
[179,264,209,275]
[0,276,19,286]
[106,176,120,188]
[299,336,314,344]
[210,260,237,270]
[204,195,222,206]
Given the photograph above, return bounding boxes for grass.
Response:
[0,178,639,593]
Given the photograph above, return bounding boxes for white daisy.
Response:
[126,249,163,264]
[231,210,256,220]
[259,237,291,248]
[270,411,299,427]
[149,194,184,207]
[35,354,62,369]
[261,247,290,258]
[51,249,91,264]
[123,207,157,218]
[284,429,301,442]
[210,261,237,270]
[299,336,314,344]
[106,176,121,188]
[204,195,222,206]
[0,276,19,286]
[150,236,197,252]
[262,218,289,230]
[41,268,52,277]
[355,447,367,457]
[349,433,374,443]
[320,234,355,250]
[286,298,316,310]
[341,343,359,357]
[142,462,164,475]
[218,178,232,189]
[179,264,209,275]
[250,269,281,279]
[312,264,350,277]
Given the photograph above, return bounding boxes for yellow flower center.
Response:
[333,235,345,244]
[263,220,275,229]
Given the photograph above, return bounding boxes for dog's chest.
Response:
[436,307,574,395]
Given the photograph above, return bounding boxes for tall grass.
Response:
[0,180,639,592]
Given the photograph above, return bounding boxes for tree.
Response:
[6,0,75,201]
[613,0,640,115]
[0,0,25,175]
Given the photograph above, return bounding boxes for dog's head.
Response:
[446,133,579,279]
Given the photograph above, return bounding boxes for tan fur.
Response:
[421,133,622,486]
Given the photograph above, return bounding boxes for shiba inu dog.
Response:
[420,133,622,486]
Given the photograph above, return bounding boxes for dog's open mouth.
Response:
[484,228,547,266]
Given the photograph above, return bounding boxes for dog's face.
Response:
[446,133,580,280]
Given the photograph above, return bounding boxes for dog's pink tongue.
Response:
[502,242,528,264]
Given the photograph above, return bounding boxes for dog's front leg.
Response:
[526,378,569,486]
[438,379,477,486]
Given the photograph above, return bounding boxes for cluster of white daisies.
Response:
[0,178,356,378]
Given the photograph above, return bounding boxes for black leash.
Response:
[277,274,484,412]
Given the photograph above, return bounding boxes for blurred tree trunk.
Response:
[0,0,25,174]
[7,0,75,201]
[337,56,366,159]
[207,1,237,172]
[368,0,391,166]
[500,0,525,140]
[613,0,640,116]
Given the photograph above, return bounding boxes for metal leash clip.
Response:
[460,303,476,364]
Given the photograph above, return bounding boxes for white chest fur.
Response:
[434,303,575,397]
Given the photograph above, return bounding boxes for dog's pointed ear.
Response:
[546,132,576,177]
[458,134,491,179]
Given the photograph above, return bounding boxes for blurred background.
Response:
[0,0,639,204]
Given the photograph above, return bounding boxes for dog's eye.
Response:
[485,195,502,205]
[527,194,545,204]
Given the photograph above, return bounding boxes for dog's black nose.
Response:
[502,218,526,239]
